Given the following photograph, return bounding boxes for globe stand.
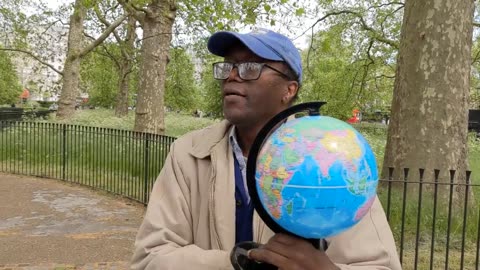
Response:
[230,102,326,270]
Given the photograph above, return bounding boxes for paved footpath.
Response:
[0,173,146,270]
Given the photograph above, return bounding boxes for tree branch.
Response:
[0,48,63,75]
[78,13,128,58]
[117,0,145,24]
[38,19,64,36]
[94,11,121,44]
[367,1,404,11]
[293,10,355,41]
[83,31,96,41]
[83,29,122,68]
[100,44,122,69]
[354,13,399,49]
[474,21,480,28]
[366,39,375,64]
[131,3,152,17]
[294,9,399,49]
[375,74,396,80]
[93,6,129,58]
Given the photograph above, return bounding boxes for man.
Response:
[130,28,402,270]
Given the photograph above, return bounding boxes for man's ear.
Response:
[283,81,299,104]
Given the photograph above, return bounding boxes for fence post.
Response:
[62,124,67,181]
[143,133,150,204]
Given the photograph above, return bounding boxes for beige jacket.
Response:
[131,120,402,270]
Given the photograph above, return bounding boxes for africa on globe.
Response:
[255,115,379,239]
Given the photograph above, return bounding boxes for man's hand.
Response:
[248,234,339,270]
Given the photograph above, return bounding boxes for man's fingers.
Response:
[263,238,299,259]
[271,233,313,250]
[271,233,298,245]
[248,247,289,267]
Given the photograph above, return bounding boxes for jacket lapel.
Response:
[189,120,236,251]
[210,137,236,250]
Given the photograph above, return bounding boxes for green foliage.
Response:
[301,19,396,119]
[300,25,390,119]
[471,36,480,109]
[178,0,253,33]
[80,44,126,108]
[0,0,29,49]
[0,49,22,105]
[301,0,402,117]
[295,7,305,16]
[198,54,223,118]
[176,0,302,37]
[165,47,199,112]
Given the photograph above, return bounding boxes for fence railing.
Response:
[0,120,479,269]
[0,121,176,203]
[380,168,479,270]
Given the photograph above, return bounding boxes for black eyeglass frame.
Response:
[212,61,294,81]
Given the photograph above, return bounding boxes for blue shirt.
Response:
[229,127,253,243]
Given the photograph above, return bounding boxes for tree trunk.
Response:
[115,62,131,117]
[133,0,176,134]
[115,16,136,117]
[56,0,86,119]
[382,0,474,185]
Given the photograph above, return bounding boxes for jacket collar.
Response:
[189,120,233,159]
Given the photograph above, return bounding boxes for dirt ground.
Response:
[0,173,145,269]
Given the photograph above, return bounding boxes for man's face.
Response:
[221,45,296,128]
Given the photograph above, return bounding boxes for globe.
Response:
[250,104,379,240]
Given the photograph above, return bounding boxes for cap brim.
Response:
[207,31,283,61]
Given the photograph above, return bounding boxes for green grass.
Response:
[42,109,219,137]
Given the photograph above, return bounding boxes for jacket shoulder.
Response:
[170,120,231,158]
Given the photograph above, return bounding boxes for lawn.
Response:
[42,108,220,137]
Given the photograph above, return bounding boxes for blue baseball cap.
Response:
[207,28,302,83]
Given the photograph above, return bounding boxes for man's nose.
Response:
[226,66,242,82]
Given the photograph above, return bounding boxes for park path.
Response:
[0,173,145,270]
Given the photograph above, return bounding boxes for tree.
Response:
[0,0,128,118]
[300,25,394,120]
[92,5,138,117]
[198,53,222,118]
[382,0,474,182]
[56,0,127,119]
[0,49,22,105]
[301,1,402,117]
[118,0,176,134]
[80,44,119,108]
[165,47,198,112]
[114,15,137,117]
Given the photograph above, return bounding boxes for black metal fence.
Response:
[381,168,479,270]
[1,120,479,269]
[0,108,54,121]
[0,121,176,203]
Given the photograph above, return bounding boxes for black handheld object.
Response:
[230,102,326,270]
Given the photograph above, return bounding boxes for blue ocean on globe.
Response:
[255,115,378,239]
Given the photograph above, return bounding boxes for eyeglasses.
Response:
[212,62,292,81]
